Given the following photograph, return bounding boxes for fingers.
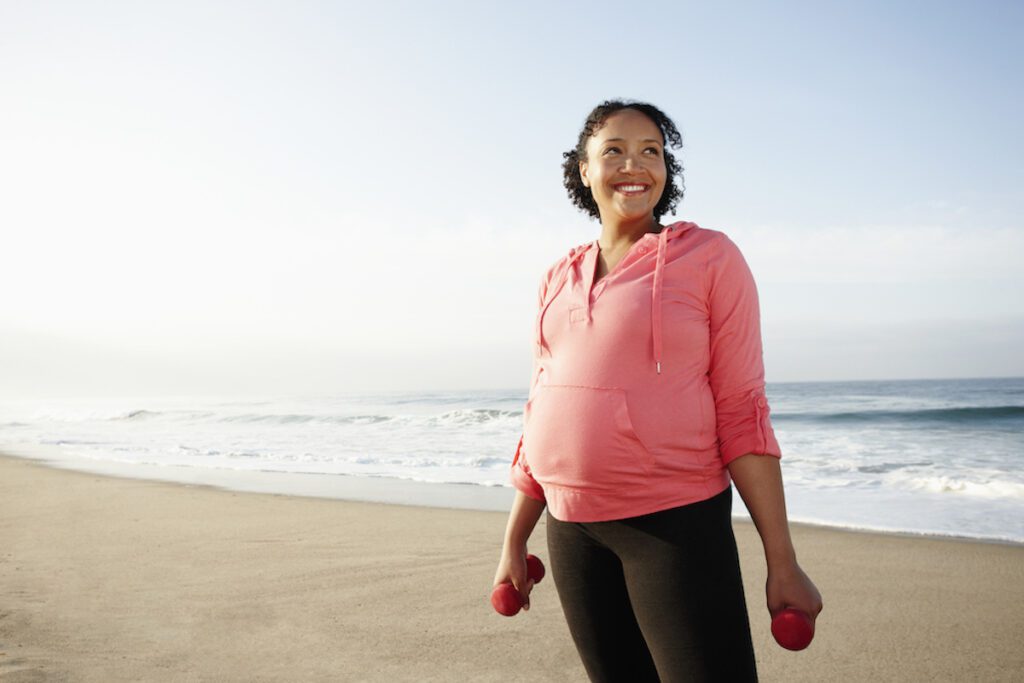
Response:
[765,581,788,617]
[493,551,536,612]
[767,563,823,617]
[767,582,823,621]
[514,578,535,610]
[508,556,533,608]
[493,553,530,591]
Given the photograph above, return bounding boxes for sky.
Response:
[2,0,1022,396]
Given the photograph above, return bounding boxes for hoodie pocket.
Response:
[523,384,652,491]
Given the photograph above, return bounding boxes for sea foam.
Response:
[2,377,1022,542]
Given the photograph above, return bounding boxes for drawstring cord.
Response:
[652,227,669,374]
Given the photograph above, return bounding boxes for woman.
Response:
[492,100,822,682]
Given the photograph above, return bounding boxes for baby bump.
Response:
[523,384,653,491]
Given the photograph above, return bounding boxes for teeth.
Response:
[617,185,646,192]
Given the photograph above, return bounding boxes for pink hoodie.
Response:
[510,221,781,522]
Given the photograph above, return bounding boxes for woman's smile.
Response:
[613,183,650,196]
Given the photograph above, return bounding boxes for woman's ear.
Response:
[579,160,590,188]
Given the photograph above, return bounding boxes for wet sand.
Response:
[1,454,1022,681]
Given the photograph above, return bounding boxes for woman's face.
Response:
[580,109,667,225]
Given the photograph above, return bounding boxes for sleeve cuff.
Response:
[718,390,783,465]
[510,435,546,502]
[720,436,782,466]
[511,465,546,502]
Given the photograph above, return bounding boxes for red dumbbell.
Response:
[491,554,545,617]
[771,608,815,650]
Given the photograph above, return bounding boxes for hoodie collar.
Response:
[537,221,694,374]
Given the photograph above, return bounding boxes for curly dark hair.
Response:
[562,100,684,221]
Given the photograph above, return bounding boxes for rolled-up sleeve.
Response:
[706,235,781,465]
[510,434,546,502]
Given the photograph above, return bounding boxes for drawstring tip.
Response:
[656,361,661,375]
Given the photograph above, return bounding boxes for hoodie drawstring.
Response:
[652,227,669,374]
[581,245,596,323]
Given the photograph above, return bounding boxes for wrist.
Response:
[765,545,797,572]
[502,535,529,554]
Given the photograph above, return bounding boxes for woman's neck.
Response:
[597,215,661,251]
[594,215,662,280]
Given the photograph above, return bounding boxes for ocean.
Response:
[2,377,1021,543]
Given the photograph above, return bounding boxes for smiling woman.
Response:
[492,100,822,682]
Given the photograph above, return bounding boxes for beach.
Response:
[1,454,1022,682]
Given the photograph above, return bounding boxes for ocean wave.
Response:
[124,409,160,420]
[174,445,223,457]
[332,415,393,425]
[777,405,1024,426]
[41,438,106,446]
[431,408,521,425]
[899,476,1024,499]
[110,409,219,422]
[225,450,264,459]
[856,461,933,474]
[469,456,507,468]
[219,413,393,425]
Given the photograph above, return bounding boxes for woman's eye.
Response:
[644,147,661,156]
[603,147,620,155]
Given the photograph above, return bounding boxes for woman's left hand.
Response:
[766,561,823,622]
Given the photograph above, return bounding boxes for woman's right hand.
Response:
[493,491,548,610]
[493,490,547,610]
[767,560,823,622]
[493,546,534,609]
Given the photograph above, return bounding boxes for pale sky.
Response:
[2,1,1022,397]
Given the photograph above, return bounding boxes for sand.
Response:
[1,454,1022,682]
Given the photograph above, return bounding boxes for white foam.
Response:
[899,476,1024,499]
[2,380,1023,543]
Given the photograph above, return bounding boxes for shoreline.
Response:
[2,453,1023,681]
[3,445,1021,548]
[0,443,516,512]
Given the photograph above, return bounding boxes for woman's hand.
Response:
[493,491,546,610]
[766,560,823,622]
[493,546,535,610]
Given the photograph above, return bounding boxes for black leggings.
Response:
[545,487,757,682]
